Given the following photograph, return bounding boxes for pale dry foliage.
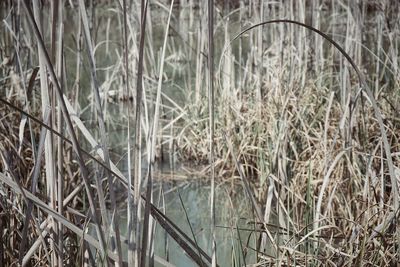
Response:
[0,0,399,266]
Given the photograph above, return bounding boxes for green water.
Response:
[153,181,257,266]
[113,180,258,266]
[73,5,261,265]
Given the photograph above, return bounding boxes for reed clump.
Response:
[173,1,400,265]
[1,0,400,266]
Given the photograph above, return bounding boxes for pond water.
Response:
[99,106,263,266]
[3,2,391,266]
[60,5,264,265]
[112,178,259,266]
[1,0,398,266]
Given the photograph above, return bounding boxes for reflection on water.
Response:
[74,6,259,263]
[153,180,257,266]
[113,178,259,266]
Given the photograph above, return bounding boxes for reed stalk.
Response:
[1,1,399,266]
[22,0,109,261]
[207,0,217,266]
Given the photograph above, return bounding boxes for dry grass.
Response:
[1,0,399,266]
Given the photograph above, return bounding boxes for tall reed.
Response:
[1,0,399,266]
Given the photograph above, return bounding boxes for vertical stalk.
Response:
[50,1,60,265]
[55,2,64,265]
[77,0,123,265]
[257,0,263,101]
[130,0,148,266]
[207,0,216,266]
[141,2,174,267]
[123,1,134,266]
[22,1,108,262]
[31,1,56,264]
[121,1,135,267]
